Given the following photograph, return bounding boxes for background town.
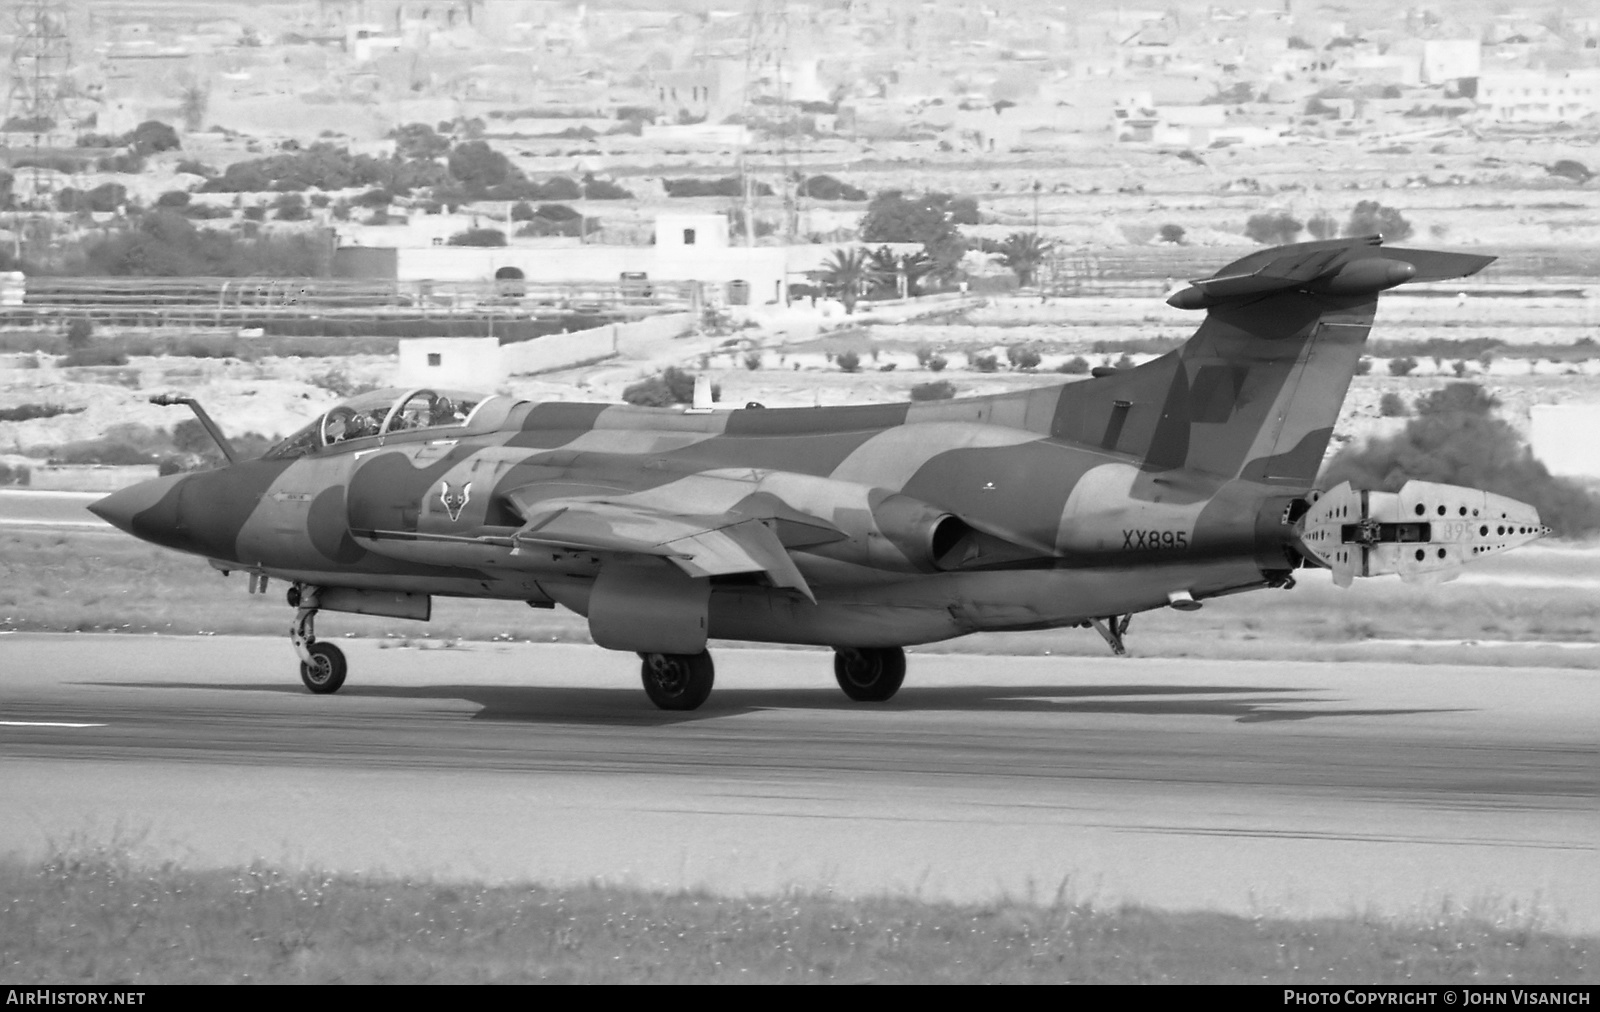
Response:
[0,0,1596,533]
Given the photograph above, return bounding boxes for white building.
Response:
[1422,39,1480,85]
[335,213,793,306]
[1530,404,1600,479]
[1476,71,1600,123]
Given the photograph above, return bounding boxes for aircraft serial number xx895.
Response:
[90,238,1548,710]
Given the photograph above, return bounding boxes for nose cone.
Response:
[88,473,187,539]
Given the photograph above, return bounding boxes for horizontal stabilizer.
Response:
[1167,236,1495,310]
[1296,481,1549,587]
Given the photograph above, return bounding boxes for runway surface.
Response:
[1,633,1594,930]
[0,490,104,528]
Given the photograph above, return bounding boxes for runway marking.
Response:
[0,720,106,728]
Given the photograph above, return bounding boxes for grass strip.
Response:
[1,848,1590,984]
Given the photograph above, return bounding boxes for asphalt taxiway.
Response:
[0,633,1594,929]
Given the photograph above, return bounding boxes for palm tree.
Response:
[867,245,937,299]
[813,247,870,313]
[997,231,1054,289]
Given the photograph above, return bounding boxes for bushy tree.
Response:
[447,140,513,189]
[1322,383,1600,537]
[1158,224,1186,244]
[447,228,507,247]
[80,210,331,276]
[127,120,180,157]
[1306,214,1339,240]
[802,175,867,201]
[1245,211,1303,245]
[622,367,717,407]
[391,122,450,160]
[1344,200,1412,241]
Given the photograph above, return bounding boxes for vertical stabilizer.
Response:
[1045,237,1494,490]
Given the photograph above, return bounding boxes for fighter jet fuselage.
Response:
[90,237,1550,709]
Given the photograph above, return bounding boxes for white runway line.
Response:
[0,721,106,728]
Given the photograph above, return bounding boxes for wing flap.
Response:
[506,492,816,601]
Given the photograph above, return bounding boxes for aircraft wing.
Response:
[504,491,817,601]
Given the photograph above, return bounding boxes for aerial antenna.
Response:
[5,0,77,261]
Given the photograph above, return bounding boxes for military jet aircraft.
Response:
[90,236,1550,710]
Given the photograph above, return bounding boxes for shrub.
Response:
[156,190,191,208]
[1006,345,1041,371]
[621,367,718,407]
[1306,214,1339,240]
[174,159,213,177]
[1114,353,1137,371]
[0,403,80,422]
[910,380,956,401]
[927,354,948,372]
[1388,356,1418,377]
[743,352,762,371]
[971,353,999,373]
[1158,224,1186,244]
[47,439,153,466]
[65,318,94,350]
[583,177,632,200]
[1057,356,1089,375]
[1354,357,1373,376]
[0,460,30,486]
[1345,200,1412,241]
[1244,211,1302,245]
[836,350,861,373]
[62,344,128,367]
[447,228,507,247]
[1378,392,1409,417]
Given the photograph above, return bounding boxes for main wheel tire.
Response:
[639,651,714,711]
[300,642,347,694]
[834,646,906,702]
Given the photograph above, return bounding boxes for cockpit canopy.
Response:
[265,387,501,459]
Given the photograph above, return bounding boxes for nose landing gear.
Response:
[288,584,346,694]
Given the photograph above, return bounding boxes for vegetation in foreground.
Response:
[0,846,1589,984]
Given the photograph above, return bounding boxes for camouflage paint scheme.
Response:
[91,237,1517,656]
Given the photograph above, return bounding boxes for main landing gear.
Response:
[288,584,346,694]
[634,645,910,711]
[833,646,906,702]
[638,651,714,711]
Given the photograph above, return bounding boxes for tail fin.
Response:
[1042,236,1493,490]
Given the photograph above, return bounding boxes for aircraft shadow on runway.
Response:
[80,680,1470,726]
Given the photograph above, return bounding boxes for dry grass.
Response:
[1,842,1590,984]
[3,529,1595,667]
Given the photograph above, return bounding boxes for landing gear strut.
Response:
[1090,614,1132,657]
[833,646,906,702]
[289,583,346,694]
[639,650,714,711]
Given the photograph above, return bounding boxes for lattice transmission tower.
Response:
[6,0,77,257]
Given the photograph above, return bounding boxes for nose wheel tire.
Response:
[639,651,714,711]
[300,642,347,694]
[834,646,906,702]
